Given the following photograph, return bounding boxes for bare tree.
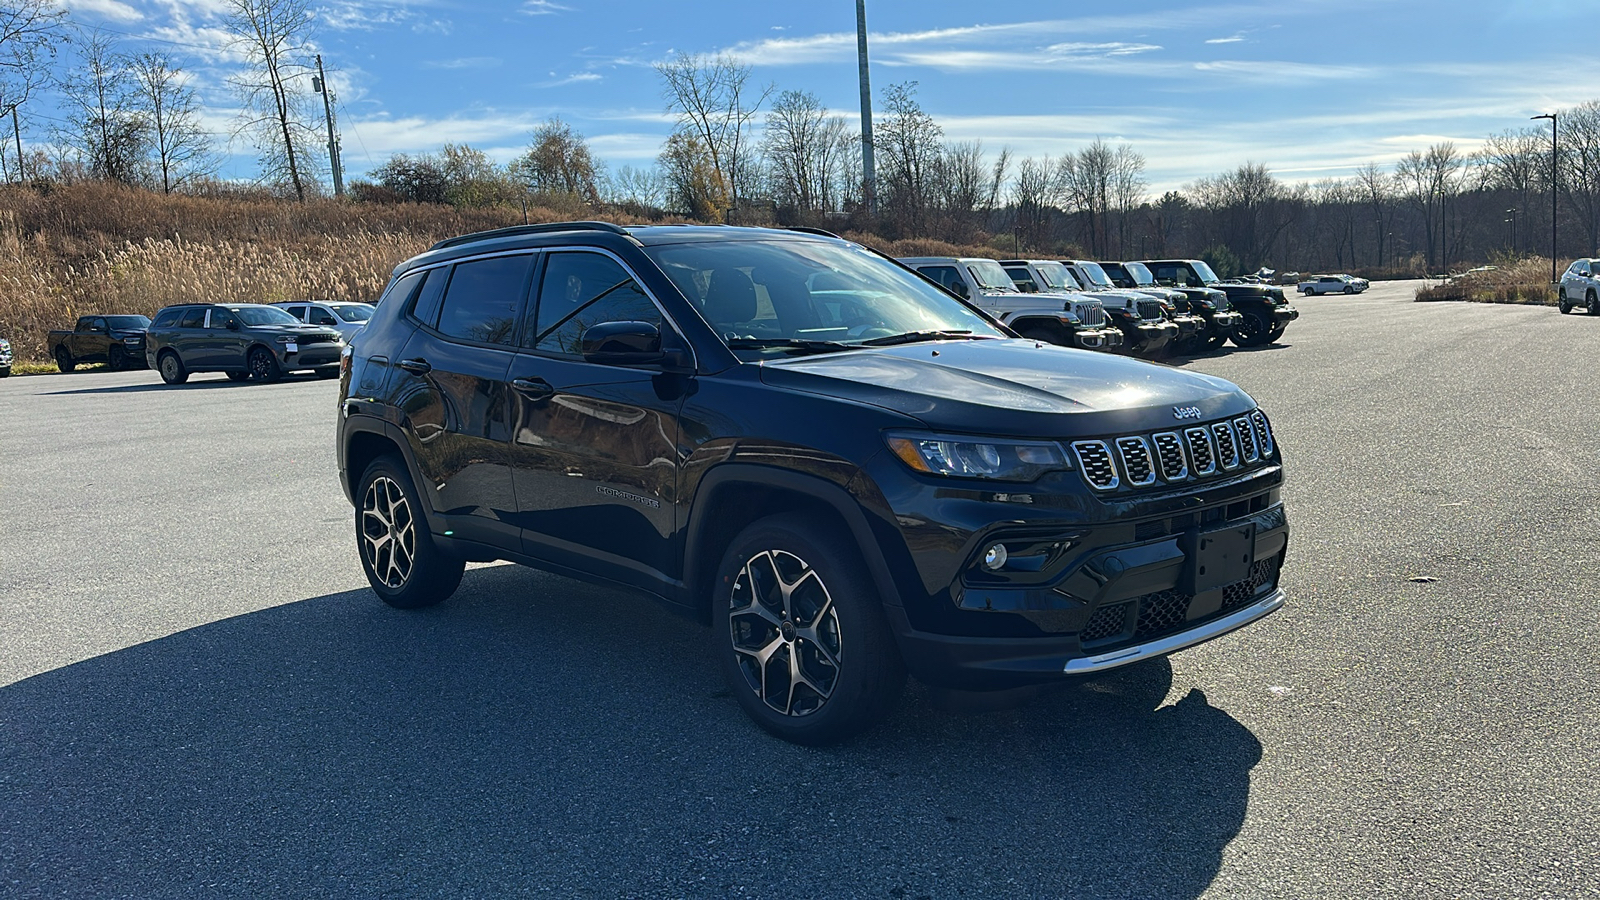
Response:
[1190,163,1299,270]
[874,81,942,236]
[1395,142,1464,270]
[127,51,216,193]
[57,31,148,185]
[1110,144,1147,256]
[763,89,852,218]
[510,117,600,204]
[1057,140,1114,256]
[602,164,666,211]
[1010,155,1054,252]
[1560,101,1600,258]
[1353,162,1394,267]
[225,0,318,200]
[655,52,771,219]
[0,0,67,179]
[936,139,1007,242]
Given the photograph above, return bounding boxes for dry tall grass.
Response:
[1413,257,1557,304]
[0,182,1024,364]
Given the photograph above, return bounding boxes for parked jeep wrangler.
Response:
[899,256,1122,351]
[1101,261,1239,352]
[337,223,1290,745]
[1141,259,1300,347]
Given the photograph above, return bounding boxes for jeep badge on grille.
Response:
[1173,406,1203,420]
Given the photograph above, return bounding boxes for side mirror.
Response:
[581,321,687,370]
[226,320,240,331]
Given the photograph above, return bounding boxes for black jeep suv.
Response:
[337,223,1290,744]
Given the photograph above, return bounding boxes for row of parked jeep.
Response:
[899,256,1300,357]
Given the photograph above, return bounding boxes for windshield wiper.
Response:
[860,330,988,347]
[725,338,856,354]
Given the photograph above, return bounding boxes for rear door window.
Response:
[436,255,533,346]
[285,305,307,320]
[177,308,207,329]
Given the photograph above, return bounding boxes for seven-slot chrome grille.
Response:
[1135,299,1165,320]
[1073,301,1107,327]
[1073,412,1277,492]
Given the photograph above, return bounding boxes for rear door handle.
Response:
[511,377,555,400]
[397,358,432,375]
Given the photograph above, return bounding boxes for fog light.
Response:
[982,543,1008,571]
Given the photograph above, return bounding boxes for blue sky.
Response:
[52,0,1600,192]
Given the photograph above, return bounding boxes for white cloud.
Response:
[535,72,602,88]
[1205,35,1246,44]
[62,0,144,23]
[521,0,572,15]
[424,57,502,70]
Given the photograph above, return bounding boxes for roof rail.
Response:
[429,221,630,252]
[785,226,843,239]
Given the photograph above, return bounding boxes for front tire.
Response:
[1230,309,1273,347]
[55,347,76,373]
[1588,291,1598,316]
[248,346,283,382]
[157,351,188,385]
[356,455,464,609]
[108,346,128,370]
[716,514,906,745]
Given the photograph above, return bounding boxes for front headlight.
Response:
[123,335,141,345]
[275,335,296,344]
[886,431,1069,482]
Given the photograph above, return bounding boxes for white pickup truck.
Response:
[1298,274,1369,295]
[898,256,1123,350]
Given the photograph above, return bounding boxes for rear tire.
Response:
[356,455,464,609]
[715,513,906,745]
[1559,290,1572,314]
[157,351,188,385]
[248,346,282,382]
[55,347,76,373]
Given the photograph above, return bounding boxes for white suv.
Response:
[271,301,376,339]
[1558,259,1600,315]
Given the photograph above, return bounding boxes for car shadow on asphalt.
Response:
[44,375,329,395]
[0,565,1261,898]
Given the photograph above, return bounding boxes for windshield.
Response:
[1075,262,1115,288]
[230,306,301,327]
[1192,261,1222,283]
[1032,261,1081,292]
[106,316,151,329]
[1123,262,1157,286]
[966,260,1018,292]
[333,304,373,322]
[643,239,1005,357]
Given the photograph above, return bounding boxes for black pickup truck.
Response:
[48,315,151,372]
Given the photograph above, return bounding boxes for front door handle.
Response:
[511,377,555,400]
[397,358,432,375]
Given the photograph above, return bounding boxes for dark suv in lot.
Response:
[145,303,345,384]
[337,222,1290,744]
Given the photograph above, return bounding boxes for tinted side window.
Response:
[285,305,307,320]
[152,309,181,328]
[918,266,962,292]
[1151,265,1178,283]
[310,308,338,326]
[209,309,239,329]
[531,252,660,356]
[177,309,207,329]
[408,269,445,328]
[437,255,532,345]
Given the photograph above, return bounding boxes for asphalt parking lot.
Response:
[2,280,1597,898]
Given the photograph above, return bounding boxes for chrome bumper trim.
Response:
[1063,588,1285,674]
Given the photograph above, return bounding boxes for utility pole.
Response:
[314,55,344,198]
[11,108,23,182]
[855,0,876,216]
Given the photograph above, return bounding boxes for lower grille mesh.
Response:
[1081,602,1130,643]
[1080,552,1283,647]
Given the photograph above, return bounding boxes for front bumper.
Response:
[881,479,1290,690]
[1170,314,1205,337]
[1209,310,1242,329]
[1273,305,1300,325]
[1072,325,1124,350]
[280,343,344,370]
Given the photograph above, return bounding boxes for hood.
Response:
[759,338,1254,437]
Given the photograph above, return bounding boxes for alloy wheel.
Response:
[361,476,416,589]
[728,549,844,718]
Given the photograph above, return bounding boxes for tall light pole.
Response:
[314,55,345,198]
[1533,112,1557,284]
[855,0,876,216]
